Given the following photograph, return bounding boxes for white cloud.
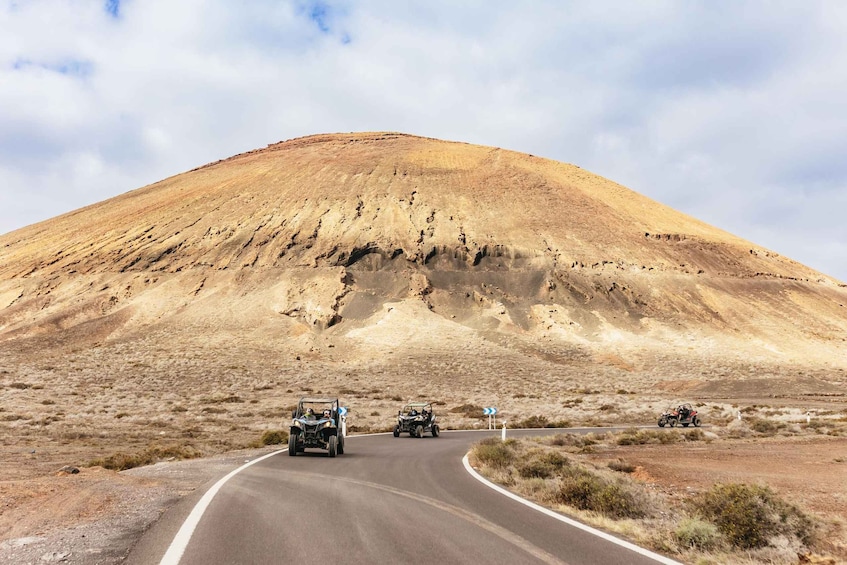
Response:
[1,0,846,281]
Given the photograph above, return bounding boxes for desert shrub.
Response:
[9,382,30,389]
[473,438,517,469]
[724,419,752,438]
[171,405,188,413]
[514,415,549,428]
[683,429,705,441]
[201,407,227,414]
[690,483,815,550]
[616,429,680,446]
[541,451,570,469]
[749,418,780,436]
[90,444,202,471]
[518,459,555,479]
[557,468,647,519]
[516,450,571,479]
[607,459,636,473]
[260,430,288,445]
[674,517,722,551]
[547,433,597,448]
[450,403,484,418]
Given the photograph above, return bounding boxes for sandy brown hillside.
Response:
[0,132,846,479]
[1,132,844,354]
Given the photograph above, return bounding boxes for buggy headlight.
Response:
[293,420,302,428]
[323,421,333,428]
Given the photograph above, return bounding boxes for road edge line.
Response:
[159,448,286,565]
[461,454,683,565]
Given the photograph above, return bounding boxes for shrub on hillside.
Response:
[90,444,202,471]
[450,403,484,418]
[607,459,636,473]
[260,430,288,445]
[674,517,722,551]
[473,437,517,469]
[616,429,680,445]
[556,467,647,519]
[749,418,781,436]
[517,450,571,479]
[513,415,572,429]
[689,483,815,550]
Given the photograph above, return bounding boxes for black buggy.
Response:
[289,397,345,457]
[394,402,439,438]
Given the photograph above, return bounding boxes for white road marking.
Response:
[462,454,684,565]
[159,448,286,565]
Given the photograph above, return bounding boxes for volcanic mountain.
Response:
[1,132,846,409]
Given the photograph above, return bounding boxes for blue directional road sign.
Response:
[483,407,498,416]
[338,407,348,416]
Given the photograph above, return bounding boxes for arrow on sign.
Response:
[483,407,498,415]
[338,407,348,416]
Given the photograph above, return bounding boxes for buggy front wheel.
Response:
[415,425,424,438]
[328,435,337,458]
[432,425,439,437]
[393,426,400,438]
[693,417,701,427]
[288,433,297,456]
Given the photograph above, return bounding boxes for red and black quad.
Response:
[658,403,701,427]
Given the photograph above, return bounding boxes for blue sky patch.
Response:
[11,58,93,78]
[105,0,120,18]
[298,1,331,33]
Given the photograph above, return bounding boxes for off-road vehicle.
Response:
[658,403,701,427]
[394,402,439,438]
[289,397,345,457]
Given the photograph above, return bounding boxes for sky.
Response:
[1,0,846,281]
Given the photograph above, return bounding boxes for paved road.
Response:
[128,429,677,565]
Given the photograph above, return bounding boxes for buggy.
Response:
[289,397,345,457]
[394,402,439,438]
[658,403,701,428]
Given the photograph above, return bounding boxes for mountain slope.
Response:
[0,131,845,370]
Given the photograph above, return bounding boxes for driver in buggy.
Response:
[304,407,316,420]
[322,409,333,422]
[678,405,690,419]
[408,408,418,416]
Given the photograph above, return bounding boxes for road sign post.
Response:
[338,407,348,436]
[483,407,498,430]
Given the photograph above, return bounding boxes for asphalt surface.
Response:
[128,429,677,565]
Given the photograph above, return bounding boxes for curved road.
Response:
[128,429,678,565]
